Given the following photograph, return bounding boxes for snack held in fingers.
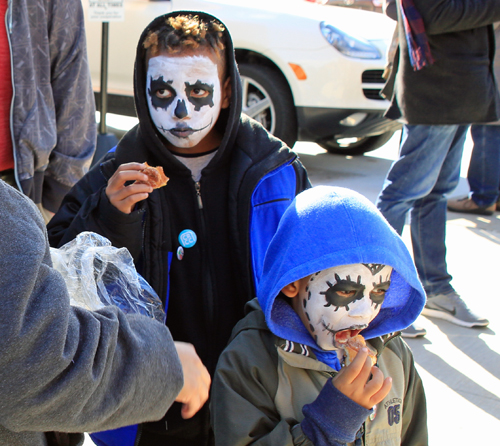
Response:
[344,334,377,366]
[136,162,169,189]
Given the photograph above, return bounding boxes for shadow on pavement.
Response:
[406,321,500,420]
[446,211,500,246]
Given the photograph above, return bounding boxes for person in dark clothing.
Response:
[377,0,500,337]
[47,11,310,446]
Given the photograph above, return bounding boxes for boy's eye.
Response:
[156,88,172,99]
[335,290,357,298]
[190,88,209,98]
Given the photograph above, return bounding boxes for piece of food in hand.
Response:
[343,334,377,366]
[136,162,169,189]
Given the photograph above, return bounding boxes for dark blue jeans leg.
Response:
[410,125,468,295]
[376,124,467,295]
[468,125,500,207]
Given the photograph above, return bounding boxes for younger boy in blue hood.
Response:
[211,186,428,446]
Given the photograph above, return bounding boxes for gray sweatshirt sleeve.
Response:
[0,181,183,433]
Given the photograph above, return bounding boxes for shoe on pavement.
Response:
[421,292,489,328]
[447,196,495,216]
[401,324,427,338]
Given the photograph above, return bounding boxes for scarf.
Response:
[400,0,434,70]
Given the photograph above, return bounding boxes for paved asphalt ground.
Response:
[85,119,499,445]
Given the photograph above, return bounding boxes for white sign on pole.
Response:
[89,0,125,22]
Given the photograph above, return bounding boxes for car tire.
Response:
[319,130,395,156]
[239,63,297,148]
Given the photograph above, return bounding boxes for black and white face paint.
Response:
[296,263,392,351]
[146,55,222,148]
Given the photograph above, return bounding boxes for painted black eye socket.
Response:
[370,281,390,306]
[185,80,215,111]
[148,76,176,110]
[320,274,365,311]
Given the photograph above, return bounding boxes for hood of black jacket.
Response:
[128,10,243,172]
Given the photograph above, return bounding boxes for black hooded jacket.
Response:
[47,11,309,445]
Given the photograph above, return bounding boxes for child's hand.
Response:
[106,163,153,214]
[333,348,392,409]
[174,341,211,419]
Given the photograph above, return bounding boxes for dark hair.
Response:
[144,14,226,58]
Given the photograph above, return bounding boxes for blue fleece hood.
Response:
[258,186,426,350]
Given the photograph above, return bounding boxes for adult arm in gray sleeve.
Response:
[0,182,183,434]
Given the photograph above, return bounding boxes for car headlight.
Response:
[320,22,381,59]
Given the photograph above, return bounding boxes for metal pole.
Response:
[99,21,109,135]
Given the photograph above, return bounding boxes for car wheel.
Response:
[239,63,297,148]
[319,130,395,156]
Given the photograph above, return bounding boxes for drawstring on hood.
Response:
[258,186,426,370]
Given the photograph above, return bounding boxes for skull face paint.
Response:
[295,263,392,351]
[146,54,222,149]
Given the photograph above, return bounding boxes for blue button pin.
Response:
[178,229,197,248]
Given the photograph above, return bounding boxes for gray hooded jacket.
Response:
[6,0,96,212]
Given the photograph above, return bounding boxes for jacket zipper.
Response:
[5,0,20,190]
[133,425,143,446]
[195,181,203,209]
[194,180,215,366]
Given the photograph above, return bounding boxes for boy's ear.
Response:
[221,77,231,109]
[281,280,300,298]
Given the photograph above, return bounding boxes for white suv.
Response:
[84,0,399,155]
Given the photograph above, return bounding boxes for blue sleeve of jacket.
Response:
[301,380,371,446]
[250,160,310,290]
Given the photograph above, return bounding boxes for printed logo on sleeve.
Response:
[384,398,402,426]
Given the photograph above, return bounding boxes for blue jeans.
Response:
[467,125,500,207]
[376,124,468,295]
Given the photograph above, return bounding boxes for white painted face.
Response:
[295,263,392,351]
[146,54,222,148]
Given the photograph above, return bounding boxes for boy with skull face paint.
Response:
[47,11,310,446]
[211,186,428,446]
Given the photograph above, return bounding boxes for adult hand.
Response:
[174,342,211,419]
[105,162,153,214]
[333,348,392,409]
